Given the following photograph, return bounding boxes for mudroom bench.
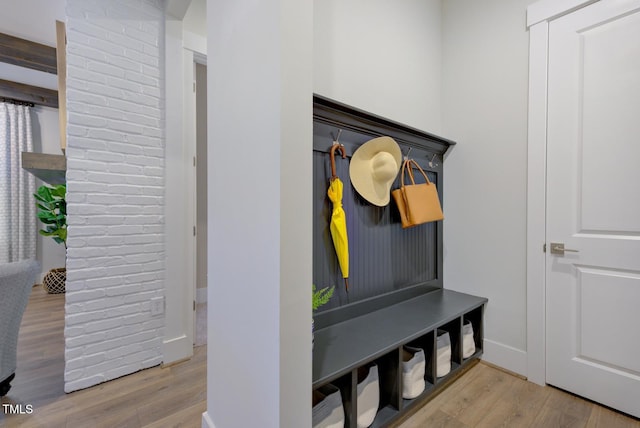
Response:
[312,285,487,428]
[312,95,487,427]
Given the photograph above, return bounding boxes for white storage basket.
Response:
[436,329,451,378]
[402,346,425,399]
[462,320,476,359]
[356,364,379,428]
[312,383,344,428]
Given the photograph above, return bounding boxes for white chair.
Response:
[0,260,39,396]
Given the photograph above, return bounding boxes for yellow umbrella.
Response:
[327,143,350,292]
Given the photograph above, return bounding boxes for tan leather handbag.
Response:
[392,159,444,228]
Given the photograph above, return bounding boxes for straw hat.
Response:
[349,136,402,206]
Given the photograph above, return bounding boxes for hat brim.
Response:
[349,136,402,206]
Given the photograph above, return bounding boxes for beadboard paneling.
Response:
[313,121,443,310]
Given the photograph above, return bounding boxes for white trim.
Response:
[196,288,207,304]
[193,52,207,66]
[526,21,549,386]
[162,334,191,363]
[526,0,604,386]
[183,30,207,57]
[166,0,193,20]
[184,48,197,349]
[527,0,597,27]
[482,339,527,377]
[164,20,194,365]
[201,411,215,428]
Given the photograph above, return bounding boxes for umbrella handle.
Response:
[330,143,347,179]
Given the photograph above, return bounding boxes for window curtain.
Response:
[0,102,36,263]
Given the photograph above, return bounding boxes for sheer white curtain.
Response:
[0,102,36,263]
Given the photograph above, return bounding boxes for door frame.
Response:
[184,37,207,346]
[189,53,208,344]
[162,10,206,363]
[525,0,598,385]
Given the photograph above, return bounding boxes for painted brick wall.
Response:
[64,0,165,393]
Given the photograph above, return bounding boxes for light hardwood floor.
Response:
[1,285,638,427]
[394,362,640,428]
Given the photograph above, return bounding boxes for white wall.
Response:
[0,0,65,45]
[314,0,443,134]
[183,0,207,38]
[162,0,207,366]
[314,0,536,377]
[163,17,194,364]
[441,0,537,376]
[0,0,67,278]
[204,0,312,426]
[33,106,67,276]
[64,0,165,392]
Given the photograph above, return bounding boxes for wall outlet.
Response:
[150,297,164,316]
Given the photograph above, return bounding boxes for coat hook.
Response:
[428,153,438,168]
[330,129,343,144]
[403,147,413,161]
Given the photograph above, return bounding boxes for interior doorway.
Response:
[527,0,640,418]
[194,61,208,347]
[544,0,640,418]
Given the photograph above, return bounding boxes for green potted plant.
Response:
[312,284,334,348]
[313,284,334,311]
[34,184,67,294]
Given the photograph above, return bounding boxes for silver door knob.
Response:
[550,242,579,255]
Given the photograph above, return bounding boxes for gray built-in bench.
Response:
[312,95,487,427]
[313,285,486,427]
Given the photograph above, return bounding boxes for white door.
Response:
[546,0,640,418]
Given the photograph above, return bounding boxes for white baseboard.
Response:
[162,334,193,365]
[202,411,215,428]
[482,338,527,377]
[196,288,207,304]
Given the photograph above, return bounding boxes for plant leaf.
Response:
[34,184,67,246]
[36,186,53,201]
[51,184,66,198]
[312,284,335,311]
[33,194,50,204]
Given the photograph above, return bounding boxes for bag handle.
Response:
[399,159,431,188]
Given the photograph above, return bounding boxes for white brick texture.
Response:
[64,0,165,393]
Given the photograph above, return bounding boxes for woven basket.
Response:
[43,267,66,294]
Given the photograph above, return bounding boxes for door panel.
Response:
[580,10,640,233]
[579,267,640,374]
[546,0,640,418]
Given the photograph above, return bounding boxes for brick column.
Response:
[64,0,165,393]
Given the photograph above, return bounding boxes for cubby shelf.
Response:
[312,286,487,428]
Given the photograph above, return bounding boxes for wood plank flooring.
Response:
[0,285,206,428]
[1,285,639,427]
[394,363,639,428]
